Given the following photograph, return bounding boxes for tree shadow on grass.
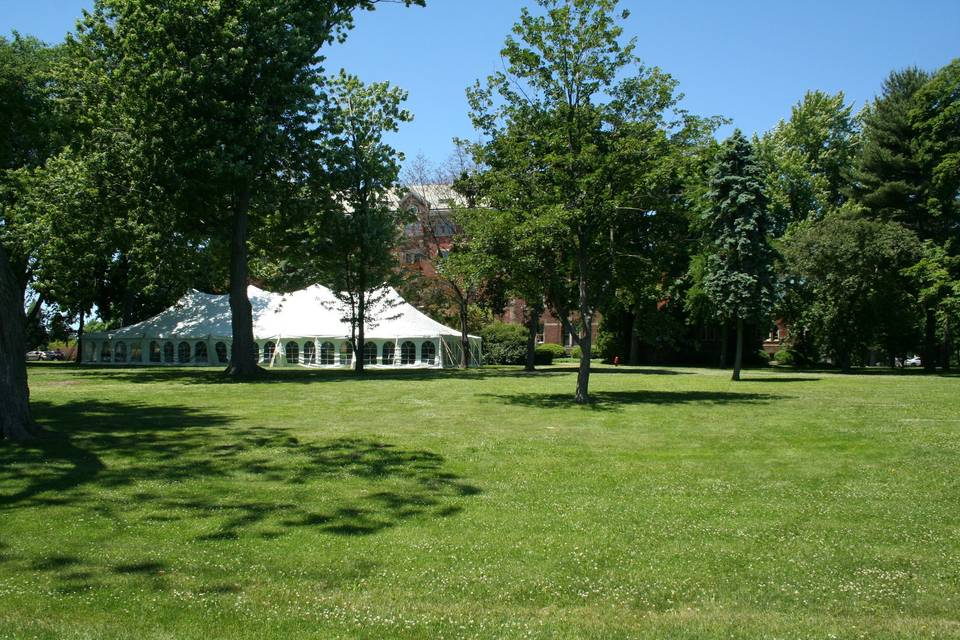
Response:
[0,399,479,592]
[44,363,690,386]
[739,377,821,383]
[480,389,785,412]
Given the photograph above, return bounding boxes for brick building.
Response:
[397,184,597,350]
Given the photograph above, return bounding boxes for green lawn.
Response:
[2,363,959,639]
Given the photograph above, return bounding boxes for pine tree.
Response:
[853,67,931,234]
[703,130,776,381]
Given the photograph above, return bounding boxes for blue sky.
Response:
[5,1,959,170]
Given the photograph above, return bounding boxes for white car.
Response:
[25,350,44,361]
[904,355,922,367]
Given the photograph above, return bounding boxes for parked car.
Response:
[43,349,65,361]
[904,355,922,367]
[25,350,44,361]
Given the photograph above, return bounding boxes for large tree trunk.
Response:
[224,197,260,378]
[942,315,952,372]
[0,244,37,440]
[459,299,470,369]
[524,306,538,372]
[923,307,937,373]
[719,322,728,369]
[731,317,743,381]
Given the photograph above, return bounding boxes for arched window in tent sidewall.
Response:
[195,342,208,363]
[285,341,299,364]
[164,342,175,363]
[340,342,353,366]
[320,342,335,365]
[382,342,395,365]
[178,341,191,363]
[320,342,335,364]
[101,342,112,363]
[363,342,377,365]
[114,341,127,363]
[215,342,228,363]
[130,343,142,362]
[400,341,416,365]
[421,341,436,365]
[150,341,161,363]
[263,342,276,364]
[303,341,316,365]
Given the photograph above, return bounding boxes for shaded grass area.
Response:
[1,363,959,638]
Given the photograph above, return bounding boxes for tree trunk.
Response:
[575,317,592,403]
[524,306,538,372]
[719,322,728,369]
[574,234,591,404]
[459,300,470,369]
[731,317,743,381]
[75,310,85,363]
[224,196,261,378]
[942,315,952,372]
[0,244,37,440]
[923,307,937,373]
[355,292,366,376]
[628,307,640,366]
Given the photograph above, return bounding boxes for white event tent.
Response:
[82,284,481,369]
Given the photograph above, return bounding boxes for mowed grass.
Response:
[1,364,959,639]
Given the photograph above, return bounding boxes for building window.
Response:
[114,341,127,362]
[262,341,276,364]
[101,342,112,363]
[340,342,353,366]
[285,341,299,364]
[400,341,416,365]
[382,342,395,365]
[195,342,208,363]
[150,341,161,363]
[303,341,316,365]
[130,343,142,362]
[163,342,174,363]
[178,341,191,363]
[320,341,335,365]
[363,342,377,365]
[421,341,436,365]
[215,342,228,363]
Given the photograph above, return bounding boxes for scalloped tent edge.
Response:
[82,284,481,369]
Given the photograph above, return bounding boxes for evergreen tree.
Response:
[852,68,930,230]
[703,130,776,381]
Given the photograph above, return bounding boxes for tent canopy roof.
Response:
[87,284,478,342]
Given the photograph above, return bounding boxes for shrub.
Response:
[773,349,800,366]
[533,345,559,365]
[570,345,582,360]
[479,322,528,365]
[537,343,566,358]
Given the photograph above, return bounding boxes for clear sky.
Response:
[4,0,959,170]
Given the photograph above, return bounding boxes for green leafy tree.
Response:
[702,130,776,381]
[311,72,412,375]
[469,0,674,403]
[756,90,860,235]
[68,0,424,378]
[911,59,960,369]
[0,34,66,439]
[783,208,922,369]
